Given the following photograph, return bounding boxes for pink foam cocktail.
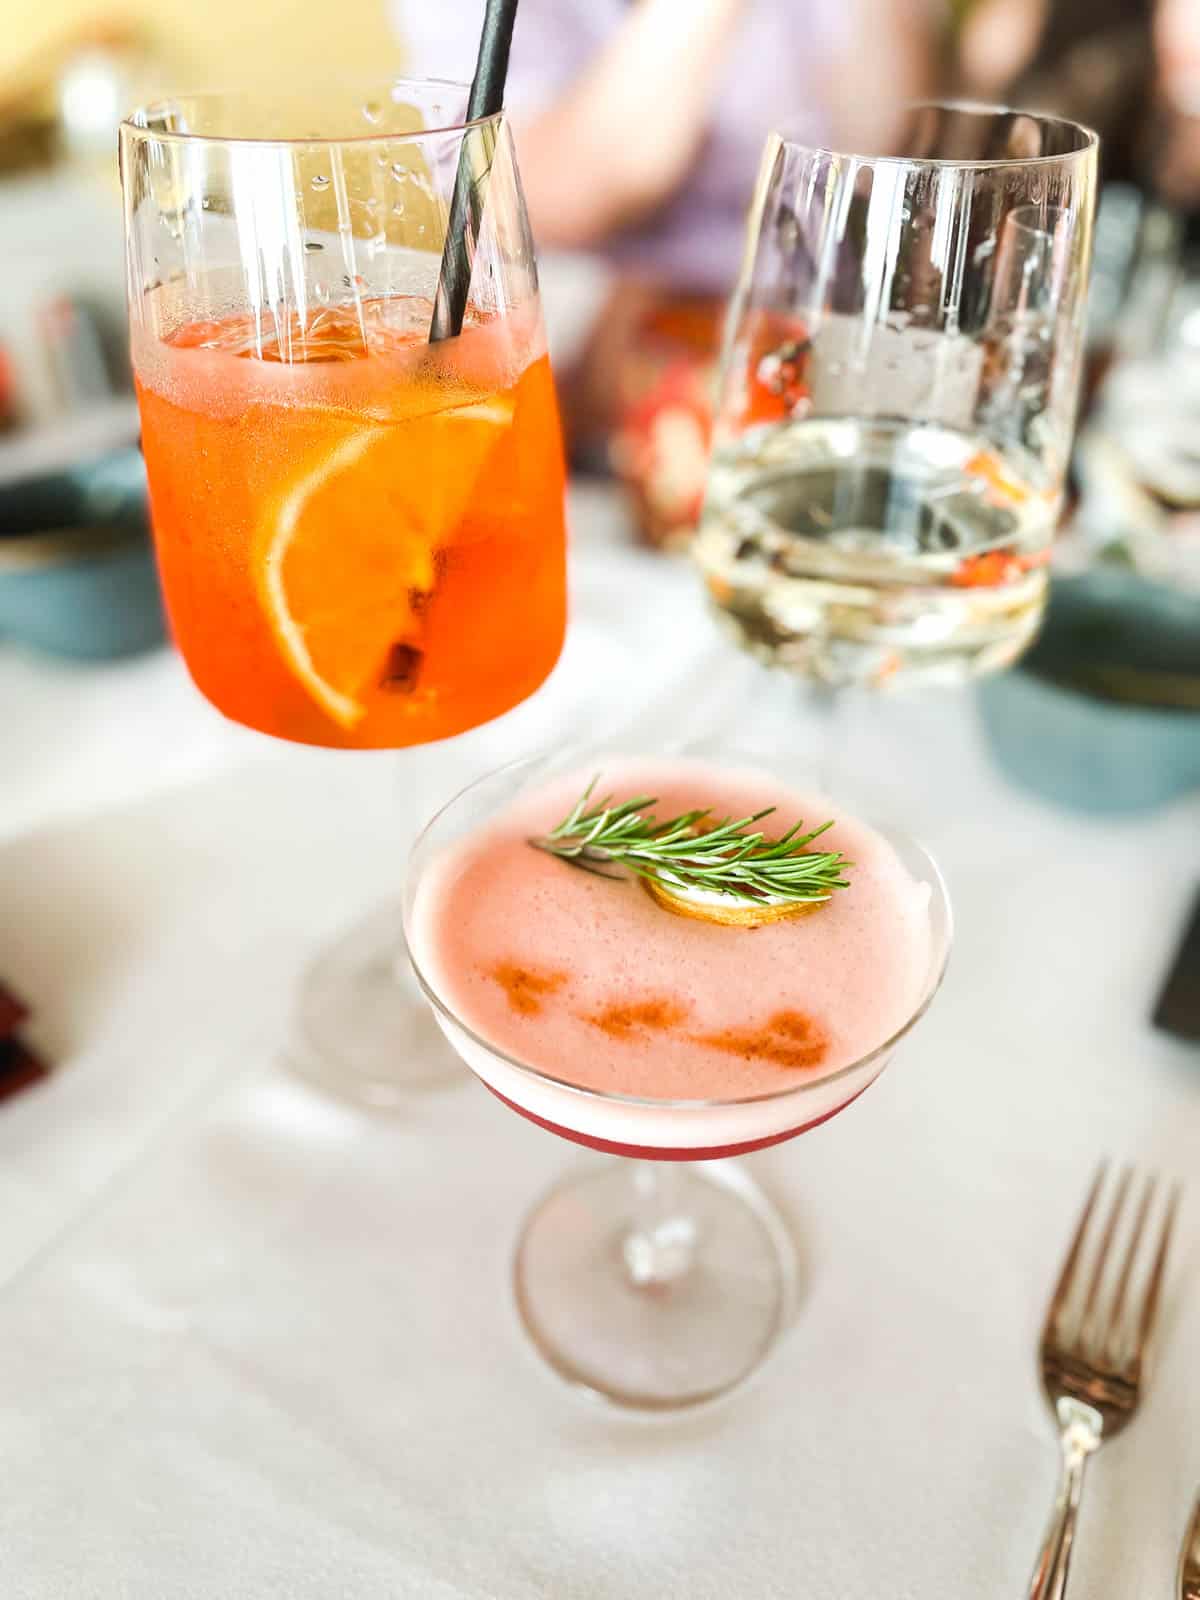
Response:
[408,756,946,1160]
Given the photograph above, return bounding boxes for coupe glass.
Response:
[403,747,952,1410]
[695,103,1098,694]
[120,83,567,1104]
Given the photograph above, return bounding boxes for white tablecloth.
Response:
[1,483,1198,1599]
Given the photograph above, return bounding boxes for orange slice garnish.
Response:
[255,394,514,728]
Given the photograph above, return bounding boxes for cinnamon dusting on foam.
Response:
[484,960,828,1071]
[694,1010,828,1070]
[583,997,690,1039]
[486,962,567,1017]
[583,992,828,1072]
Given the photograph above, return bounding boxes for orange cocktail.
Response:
[134,296,566,749]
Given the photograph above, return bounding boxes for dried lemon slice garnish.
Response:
[641,874,825,927]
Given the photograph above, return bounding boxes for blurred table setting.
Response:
[3,466,1200,1595]
[0,29,166,670]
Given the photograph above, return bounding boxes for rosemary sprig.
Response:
[529,778,852,905]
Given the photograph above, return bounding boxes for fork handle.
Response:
[1026,1426,1095,1600]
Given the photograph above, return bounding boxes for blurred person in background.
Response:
[1154,0,1200,213]
[956,0,1200,214]
[394,0,936,546]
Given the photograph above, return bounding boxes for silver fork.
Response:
[1180,1497,1200,1600]
[1026,1163,1181,1600]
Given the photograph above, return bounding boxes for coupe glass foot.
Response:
[514,1159,797,1411]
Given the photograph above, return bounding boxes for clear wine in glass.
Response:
[120,82,567,1104]
[695,103,1099,692]
[404,745,952,1410]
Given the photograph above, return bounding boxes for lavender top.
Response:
[391,0,851,292]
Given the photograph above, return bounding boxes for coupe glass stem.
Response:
[621,1161,700,1288]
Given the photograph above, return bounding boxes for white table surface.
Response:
[1,482,1198,1599]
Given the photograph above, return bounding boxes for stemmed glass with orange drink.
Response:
[121,82,567,1099]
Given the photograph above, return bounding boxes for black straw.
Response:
[428,0,519,343]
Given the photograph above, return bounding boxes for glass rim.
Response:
[119,76,501,149]
[401,749,955,1114]
[770,99,1100,171]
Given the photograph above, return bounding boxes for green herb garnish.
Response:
[529,778,851,907]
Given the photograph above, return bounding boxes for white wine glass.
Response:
[695,103,1099,726]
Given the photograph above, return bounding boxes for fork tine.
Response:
[1132,1182,1181,1367]
[1178,1493,1200,1600]
[1104,1172,1156,1358]
[1044,1162,1107,1337]
[1080,1165,1132,1336]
